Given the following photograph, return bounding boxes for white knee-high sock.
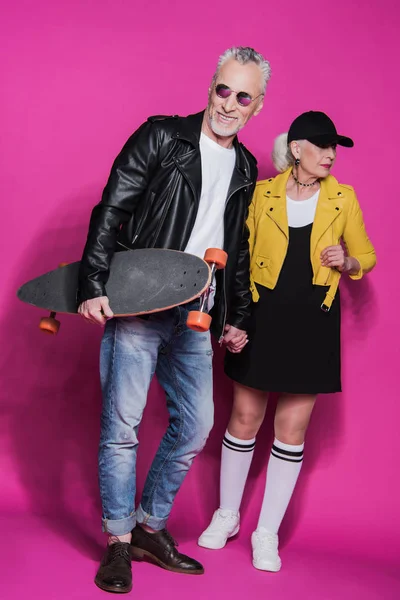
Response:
[220,430,256,514]
[257,438,304,534]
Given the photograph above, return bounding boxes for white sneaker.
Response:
[251,527,282,572]
[198,509,240,549]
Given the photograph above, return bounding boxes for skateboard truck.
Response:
[186,248,228,332]
[39,263,69,335]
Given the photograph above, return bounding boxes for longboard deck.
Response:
[17,249,211,316]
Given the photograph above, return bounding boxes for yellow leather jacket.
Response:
[248,168,377,310]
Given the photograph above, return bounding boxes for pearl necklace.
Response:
[292,172,319,188]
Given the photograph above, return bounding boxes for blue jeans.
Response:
[99,301,214,535]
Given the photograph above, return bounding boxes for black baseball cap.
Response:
[288,111,354,148]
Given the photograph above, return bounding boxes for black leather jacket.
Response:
[78,111,258,338]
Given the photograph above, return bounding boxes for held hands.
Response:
[78,296,114,326]
[222,324,248,353]
[320,245,349,273]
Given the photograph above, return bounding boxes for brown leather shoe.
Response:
[131,525,204,574]
[95,542,132,593]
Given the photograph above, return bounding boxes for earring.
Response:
[295,158,300,166]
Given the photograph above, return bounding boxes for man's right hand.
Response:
[78,296,114,326]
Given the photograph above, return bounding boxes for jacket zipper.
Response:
[117,240,132,250]
[150,178,178,247]
[323,225,335,285]
[131,191,156,246]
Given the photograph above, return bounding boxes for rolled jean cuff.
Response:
[136,504,167,531]
[102,512,136,536]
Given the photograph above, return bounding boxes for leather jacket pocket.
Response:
[255,255,270,268]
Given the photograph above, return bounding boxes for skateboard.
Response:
[17,247,227,335]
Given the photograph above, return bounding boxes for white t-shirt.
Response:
[185,133,236,256]
[287,189,320,227]
[185,133,236,308]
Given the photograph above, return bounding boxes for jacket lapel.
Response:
[226,136,255,199]
[263,169,346,247]
[172,111,254,205]
[310,175,344,253]
[226,166,251,202]
[263,169,290,237]
[173,149,202,203]
[171,112,203,204]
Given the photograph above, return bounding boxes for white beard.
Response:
[209,113,241,137]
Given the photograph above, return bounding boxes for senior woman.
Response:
[198,111,376,571]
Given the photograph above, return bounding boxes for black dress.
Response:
[225,223,341,394]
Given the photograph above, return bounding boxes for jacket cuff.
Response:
[227,312,250,333]
[77,282,107,305]
[348,256,363,280]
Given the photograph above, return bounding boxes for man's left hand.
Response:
[222,324,248,353]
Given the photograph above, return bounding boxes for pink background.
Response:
[1,1,399,598]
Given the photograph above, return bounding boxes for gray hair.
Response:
[213,46,271,94]
[272,133,292,172]
[272,133,306,172]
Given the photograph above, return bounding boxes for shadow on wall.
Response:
[339,274,378,340]
[1,191,106,559]
[1,190,172,559]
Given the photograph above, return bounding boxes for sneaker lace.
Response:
[216,511,237,531]
[257,532,277,553]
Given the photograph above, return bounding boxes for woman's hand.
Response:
[320,245,347,272]
[320,246,361,275]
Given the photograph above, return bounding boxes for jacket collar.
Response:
[172,110,255,201]
[173,110,204,147]
[264,168,347,200]
[175,111,255,170]
[262,168,346,240]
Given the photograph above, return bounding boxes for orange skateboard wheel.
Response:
[58,262,69,267]
[204,248,227,270]
[186,310,212,332]
[39,316,60,335]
